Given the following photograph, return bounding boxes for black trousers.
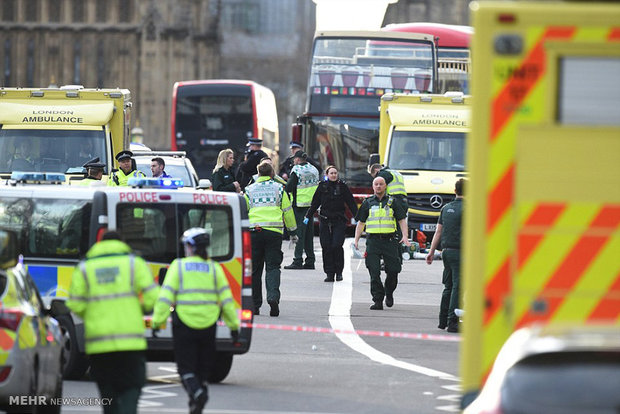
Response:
[89,350,146,414]
[172,313,216,399]
[319,218,346,276]
[251,229,284,308]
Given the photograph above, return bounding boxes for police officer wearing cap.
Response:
[66,230,159,414]
[279,141,321,181]
[236,137,267,190]
[354,176,410,310]
[245,161,297,317]
[152,228,240,414]
[108,150,146,186]
[76,157,105,186]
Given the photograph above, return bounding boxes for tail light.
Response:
[242,229,252,286]
[0,367,12,382]
[0,309,24,331]
[96,226,107,242]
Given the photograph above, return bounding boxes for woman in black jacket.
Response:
[212,149,240,192]
[305,165,358,282]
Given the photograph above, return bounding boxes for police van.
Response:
[0,173,253,382]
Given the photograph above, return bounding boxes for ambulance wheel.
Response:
[56,314,89,380]
[207,352,233,383]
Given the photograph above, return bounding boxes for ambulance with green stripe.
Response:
[371,92,470,239]
[0,176,254,382]
[0,85,131,183]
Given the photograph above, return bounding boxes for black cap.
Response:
[293,150,307,159]
[247,137,263,145]
[83,157,105,169]
[289,141,303,149]
[115,150,134,161]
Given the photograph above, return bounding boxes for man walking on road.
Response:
[354,177,410,310]
[66,231,159,414]
[245,161,298,316]
[426,178,465,333]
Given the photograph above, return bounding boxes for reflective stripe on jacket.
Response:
[365,196,397,233]
[152,256,240,331]
[385,169,407,196]
[244,176,297,234]
[107,169,146,186]
[291,163,320,207]
[66,239,159,354]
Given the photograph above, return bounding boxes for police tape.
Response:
[237,321,461,342]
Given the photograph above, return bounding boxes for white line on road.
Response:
[328,239,456,380]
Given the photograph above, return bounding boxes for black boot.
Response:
[324,273,335,282]
[335,273,343,281]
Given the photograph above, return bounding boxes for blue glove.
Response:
[303,217,309,225]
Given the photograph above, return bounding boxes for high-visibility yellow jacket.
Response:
[365,196,397,234]
[74,177,105,186]
[379,168,407,197]
[289,163,320,207]
[107,168,146,186]
[152,256,240,331]
[66,239,159,354]
[244,176,297,235]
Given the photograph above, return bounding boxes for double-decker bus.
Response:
[294,25,471,193]
[171,80,279,178]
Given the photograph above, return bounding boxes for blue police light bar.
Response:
[127,177,183,189]
[10,171,66,184]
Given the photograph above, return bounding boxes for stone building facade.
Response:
[0,0,469,157]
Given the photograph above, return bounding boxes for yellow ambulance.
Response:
[462,1,620,408]
[372,92,470,239]
[0,85,131,183]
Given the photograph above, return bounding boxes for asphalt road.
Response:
[60,237,461,413]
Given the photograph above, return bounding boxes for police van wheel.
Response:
[56,314,89,380]
[207,352,233,383]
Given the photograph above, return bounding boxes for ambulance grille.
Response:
[407,193,455,211]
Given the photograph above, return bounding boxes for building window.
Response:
[4,39,11,86]
[27,39,35,87]
[119,0,132,23]
[96,0,107,22]
[49,0,61,22]
[73,41,81,84]
[2,0,15,21]
[72,0,83,22]
[25,0,38,22]
[221,1,260,34]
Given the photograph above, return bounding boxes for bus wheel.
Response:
[56,314,89,380]
[207,352,233,383]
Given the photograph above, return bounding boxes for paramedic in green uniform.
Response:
[354,176,410,310]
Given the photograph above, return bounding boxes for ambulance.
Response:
[0,174,253,381]
[462,1,620,408]
[370,92,470,239]
[0,85,131,183]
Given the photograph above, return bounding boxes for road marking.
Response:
[327,239,457,379]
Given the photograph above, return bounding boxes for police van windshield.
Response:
[0,128,107,174]
[0,197,92,260]
[116,204,233,263]
[387,130,465,171]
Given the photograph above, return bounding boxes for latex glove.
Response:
[231,330,239,343]
[303,217,309,225]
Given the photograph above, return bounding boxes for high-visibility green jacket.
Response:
[66,239,159,355]
[244,176,297,235]
[289,163,320,207]
[152,256,240,331]
[107,168,146,186]
[365,196,397,234]
[378,168,407,197]
[75,177,105,186]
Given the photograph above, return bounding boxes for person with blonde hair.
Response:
[212,149,240,192]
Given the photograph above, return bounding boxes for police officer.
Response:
[108,150,146,186]
[76,157,105,185]
[284,151,320,270]
[248,157,287,186]
[212,148,241,192]
[426,178,465,333]
[152,228,240,413]
[305,165,358,282]
[66,231,159,414]
[236,137,267,190]
[245,161,297,317]
[279,141,321,181]
[354,176,410,310]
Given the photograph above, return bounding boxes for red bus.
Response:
[171,80,279,178]
[293,25,471,193]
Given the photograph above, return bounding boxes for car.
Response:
[0,228,64,413]
[132,150,211,189]
[464,324,620,414]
